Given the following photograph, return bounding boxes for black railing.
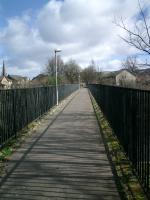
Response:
[89,84,150,197]
[0,84,78,147]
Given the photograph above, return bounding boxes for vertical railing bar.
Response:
[0,84,78,148]
[88,84,150,197]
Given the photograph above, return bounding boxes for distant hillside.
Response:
[137,68,150,75]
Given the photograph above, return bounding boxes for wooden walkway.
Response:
[0,88,120,200]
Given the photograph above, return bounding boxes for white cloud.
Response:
[102,59,122,71]
[1,0,150,77]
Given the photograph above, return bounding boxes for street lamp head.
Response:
[54,49,62,53]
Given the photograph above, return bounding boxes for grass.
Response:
[89,92,147,200]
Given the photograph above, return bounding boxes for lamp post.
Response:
[78,73,80,89]
[54,49,61,106]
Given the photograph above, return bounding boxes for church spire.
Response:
[2,60,6,77]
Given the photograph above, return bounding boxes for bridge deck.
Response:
[0,88,120,200]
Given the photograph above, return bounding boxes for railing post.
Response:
[13,89,17,138]
[88,84,150,197]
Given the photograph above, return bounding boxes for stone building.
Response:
[116,69,136,87]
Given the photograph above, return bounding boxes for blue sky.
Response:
[0,0,150,78]
[0,0,48,17]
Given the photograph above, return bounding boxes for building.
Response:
[116,69,136,87]
[100,69,137,87]
[7,75,29,88]
[101,72,116,85]
[31,74,49,86]
[0,61,12,89]
[0,76,12,89]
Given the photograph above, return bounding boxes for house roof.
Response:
[0,76,4,81]
[115,69,137,76]
[32,73,48,80]
[0,76,12,82]
[7,75,28,81]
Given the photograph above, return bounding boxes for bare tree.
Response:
[81,60,97,84]
[64,59,80,83]
[96,65,103,83]
[115,0,150,56]
[46,56,64,76]
[121,55,138,72]
[44,56,65,85]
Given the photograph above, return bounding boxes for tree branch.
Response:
[138,0,150,44]
[114,1,150,56]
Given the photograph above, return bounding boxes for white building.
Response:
[116,69,136,87]
[0,61,12,89]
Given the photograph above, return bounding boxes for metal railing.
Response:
[0,84,78,147]
[89,84,150,197]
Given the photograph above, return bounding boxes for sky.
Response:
[0,0,150,78]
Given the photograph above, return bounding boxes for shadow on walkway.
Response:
[0,89,120,200]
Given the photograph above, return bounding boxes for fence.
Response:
[89,84,150,197]
[0,84,78,147]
